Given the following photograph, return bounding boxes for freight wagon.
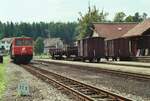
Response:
[106,38,130,61]
[78,37,105,62]
[49,37,105,62]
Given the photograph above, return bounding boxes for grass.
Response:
[0,56,9,99]
[36,53,50,59]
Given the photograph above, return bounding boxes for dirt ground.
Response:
[1,62,73,101]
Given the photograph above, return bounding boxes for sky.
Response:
[0,0,149,23]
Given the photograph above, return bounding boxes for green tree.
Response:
[34,37,44,55]
[77,5,108,39]
[125,12,148,22]
[0,21,77,44]
[125,15,134,22]
[0,33,3,39]
[133,12,142,22]
[142,12,147,20]
[114,12,126,22]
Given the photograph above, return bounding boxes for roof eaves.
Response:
[92,22,138,24]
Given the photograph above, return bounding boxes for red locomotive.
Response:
[10,37,33,64]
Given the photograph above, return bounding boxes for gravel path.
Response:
[34,62,150,101]
[2,63,73,101]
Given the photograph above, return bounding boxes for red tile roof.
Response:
[123,18,150,38]
[93,23,138,40]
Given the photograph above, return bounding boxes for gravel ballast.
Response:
[34,62,150,101]
[2,62,73,101]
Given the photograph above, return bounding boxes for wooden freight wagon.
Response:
[106,38,130,61]
[78,37,105,62]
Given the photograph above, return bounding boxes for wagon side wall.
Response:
[78,37,105,59]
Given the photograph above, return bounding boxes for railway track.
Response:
[20,63,132,101]
[35,60,150,80]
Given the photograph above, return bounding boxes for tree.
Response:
[125,15,134,22]
[114,12,126,22]
[142,12,147,20]
[34,37,44,55]
[125,12,148,22]
[133,12,142,22]
[0,33,3,39]
[77,5,108,39]
[0,21,77,44]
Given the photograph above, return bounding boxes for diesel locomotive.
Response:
[10,37,33,64]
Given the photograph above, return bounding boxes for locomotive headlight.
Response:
[21,47,27,54]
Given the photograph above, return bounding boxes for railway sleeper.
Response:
[78,90,114,101]
[74,86,87,90]
[92,96,115,101]
[56,77,70,81]
[71,84,83,87]
[96,98,114,101]
[62,80,72,83]
[69,84,83,88]
[78,88,92,92]
[84,92,98,96]
[66,83,82,87]
[82,91,97,95]
[67,83,77,86]
[90,94,108,98]
[58,80,70,85]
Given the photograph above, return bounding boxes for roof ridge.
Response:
[122,18,150,38]
[93,22,138,24]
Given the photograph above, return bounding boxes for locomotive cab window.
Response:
[15,39,32,46]
[15,39,24,46]
[24,40,32,46]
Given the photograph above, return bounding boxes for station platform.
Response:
[102,61,150,68]
[36,59,150,76]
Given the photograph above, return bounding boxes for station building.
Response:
[92,18,150,61]
[122,18,150,57]
[43,38,64,53]
[0,38,13,54]
[92,22,138,59]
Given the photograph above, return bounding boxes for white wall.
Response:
[0,40,11,51]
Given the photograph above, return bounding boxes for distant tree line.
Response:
[113,12,147,22]
[0,22,78,44]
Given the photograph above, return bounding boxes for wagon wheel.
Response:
[97,58,101,63]
[89,58,93,62]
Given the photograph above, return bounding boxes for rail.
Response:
[20,64,132,101]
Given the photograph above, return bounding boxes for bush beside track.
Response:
[0,56,9,99]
